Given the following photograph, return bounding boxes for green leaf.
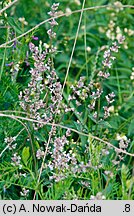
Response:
[99,120,113,128]
[128,119,134,136]
[22,147,30,165]
[7,17,22,34]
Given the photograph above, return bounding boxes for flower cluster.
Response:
[80,180,90,188]
[105,92,115,104]
[49,135,70,171]
[98,2,130,51]
[124,28,134,37]
[10,62,20,82]
[19,3,63,130]
[116,133,130,151]
[97,38,125,119]
[102,37,125,69]
[19,42,47,129]
[104,170,114,178]
[130,67,134,80]
[111,134,131,162]
[11,153,22,168]
[5,60,20,82]
[20,188,29,197]
[47,3,59,39]
[89,87,103,111]
[69,37,125,123]
[4,136,17,150]
[103,92,115,119]
[36,148,45,159]
[119,139,130,150]
[44,132,94,182]
[113,1,124,12]
[18,17,28,26]
[98,71,110,79]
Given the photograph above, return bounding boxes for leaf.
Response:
[34,140,40,149]
[74,121,87,147]
[7,17,22,34]
[128,119,134,136]
[99,120,113,128]
[126,177,134,190]
[34,131,47,142]
[88,113,97,123]
[22,147,30,165]
[121,164,130,199]
[109,116,122,129]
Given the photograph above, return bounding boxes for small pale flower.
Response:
[18,17,28,25]
[36,149,45,159]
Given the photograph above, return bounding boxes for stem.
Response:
[116,68,122,104]
[62,0,86,95]
[33,123,55,200]
[84,11,88,78]
[0,5,134,48]
[0,112,134,157]
[0,25,9,80]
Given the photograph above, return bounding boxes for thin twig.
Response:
[33,122,55,200]
[62,0,86,94]
[0,0,18,14]
[0,110,29,115]
[34,1,86,197]
[0,4,134,48]
[0,113,37,169]
[0,128,24,157]
[0,113,133,157]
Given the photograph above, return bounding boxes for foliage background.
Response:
[0,0,134,200]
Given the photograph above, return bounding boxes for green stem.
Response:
[0,26,9,80]
[84,11,88,78]
[116,68,122,104]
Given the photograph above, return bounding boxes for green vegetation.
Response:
[0,0,134,200]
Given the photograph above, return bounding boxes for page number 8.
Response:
[124,204,130,213]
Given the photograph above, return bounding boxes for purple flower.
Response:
[32,36,39,41]
[5,62,14,67]
[110,42,120,52]
[118,36,125,44]
[13,41,17,49]
[29,42,35,52]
